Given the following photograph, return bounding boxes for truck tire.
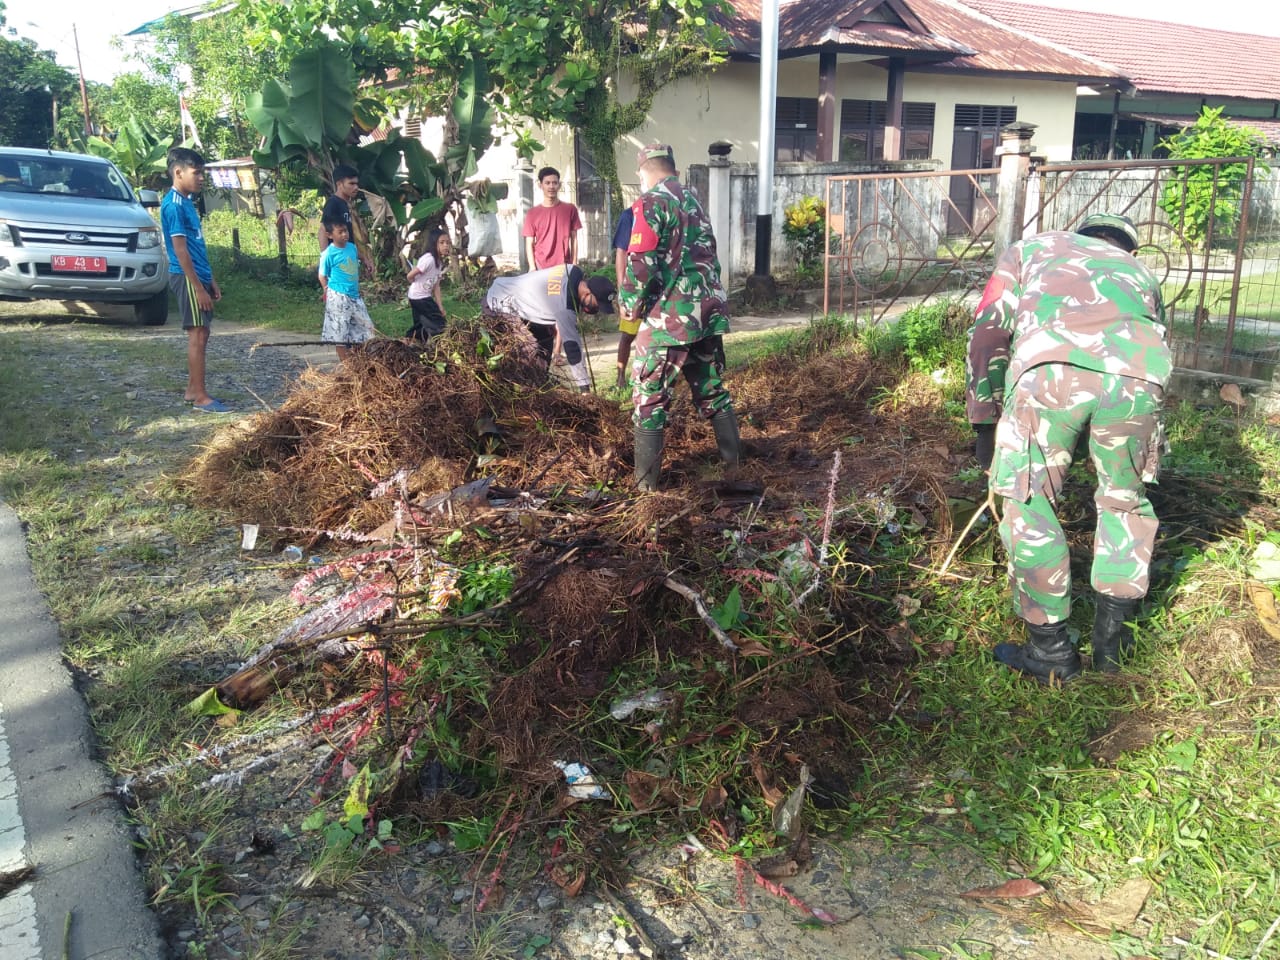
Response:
[134,290,169,326]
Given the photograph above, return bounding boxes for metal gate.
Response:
[824,157,1280,381]
[822,167,1000,324]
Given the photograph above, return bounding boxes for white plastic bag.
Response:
[467,202,502,257]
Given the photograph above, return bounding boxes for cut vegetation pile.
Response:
[170,315,969,903]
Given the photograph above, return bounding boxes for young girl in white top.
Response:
[406,227,451,341]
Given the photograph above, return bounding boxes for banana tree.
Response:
[84,117,173,190]
[247,41,503,270]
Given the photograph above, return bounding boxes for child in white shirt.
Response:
[406,228,451,341]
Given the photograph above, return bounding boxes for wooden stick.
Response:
[662,576,738,652]
[937,487,996,579]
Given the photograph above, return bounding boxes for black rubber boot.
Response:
[634,426,664,492]
[1092,595,1140,673]
[993,621,1082,685]
[710,407,742,466]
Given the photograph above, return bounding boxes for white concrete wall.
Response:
[610,58,1078,170]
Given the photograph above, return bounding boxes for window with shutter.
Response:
[839,100,935,161]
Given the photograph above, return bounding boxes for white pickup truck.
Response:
[0,147,171,325]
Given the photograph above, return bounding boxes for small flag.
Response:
[179,95,202,148]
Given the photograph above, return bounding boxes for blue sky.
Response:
[7,0,1280,85]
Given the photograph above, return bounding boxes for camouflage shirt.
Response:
[966,231,1171,424]
[618,175,731,346]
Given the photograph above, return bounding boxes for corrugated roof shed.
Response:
[721,0,1125,85]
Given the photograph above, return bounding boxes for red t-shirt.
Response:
[521,202,582,269]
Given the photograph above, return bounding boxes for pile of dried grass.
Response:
[169,317,990,891]
[187,315,963,551]
[186,319,632,536]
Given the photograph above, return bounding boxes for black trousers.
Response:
[408,297,447,341]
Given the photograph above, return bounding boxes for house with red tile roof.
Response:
[530,0,1131,240]
[537,0,1280,203]
[962,0,1280,156]
[594,0,1128,169]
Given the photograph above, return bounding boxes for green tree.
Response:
[92,72,181,145]
[0,2,79,147]
[240,0,729,205]
[246,41,501,268]
[85,117,173,189]
[1158,106,1270,245]
[129,6,280,160]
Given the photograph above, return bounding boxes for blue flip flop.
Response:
[193,399,231,413]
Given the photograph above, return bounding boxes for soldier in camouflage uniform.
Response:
[967,213,1170,683]
[618,143,741,490]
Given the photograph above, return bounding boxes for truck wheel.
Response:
[134,290,169,326]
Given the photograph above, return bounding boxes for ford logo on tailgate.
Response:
[64,232,90,243]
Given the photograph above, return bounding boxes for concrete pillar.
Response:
[515,158,534,272]
[1106,90,1120,160]
[708,141,733,292]
[994,121,1036,261]
[1141,120,1156,159]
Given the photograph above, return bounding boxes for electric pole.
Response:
[73,23,91,136]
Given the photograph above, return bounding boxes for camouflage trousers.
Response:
[990,365,1164,625]
[631,331,733,429]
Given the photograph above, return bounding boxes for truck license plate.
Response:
[51,255,107,273]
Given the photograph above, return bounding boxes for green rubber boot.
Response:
[634,426,664,492]
[710,407,742,466]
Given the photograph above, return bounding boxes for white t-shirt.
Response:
[408,253,442,300]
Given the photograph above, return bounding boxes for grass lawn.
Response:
[1166,264,1280,324]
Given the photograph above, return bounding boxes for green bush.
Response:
[1158,107,1270,245]
[866,299,972,374]
[782,195,828,276]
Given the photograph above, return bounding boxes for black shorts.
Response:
[169,274,215,330]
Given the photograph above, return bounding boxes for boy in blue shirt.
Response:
[160,147,227,412]
[318,217,375,360]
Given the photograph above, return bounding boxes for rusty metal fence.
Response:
[825,156,1280,381]
[822,168,999,323]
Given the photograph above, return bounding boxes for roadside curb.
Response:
[0,499,164,960]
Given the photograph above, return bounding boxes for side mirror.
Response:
[138,189,160,208]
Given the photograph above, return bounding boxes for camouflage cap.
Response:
[1078,213,1139,252]
[636,143,675,169]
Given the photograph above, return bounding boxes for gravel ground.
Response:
[0,307,1126,960]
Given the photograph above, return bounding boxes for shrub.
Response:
[782,195,828,274]
[883,299,972,373]
[1158,107,1270,245]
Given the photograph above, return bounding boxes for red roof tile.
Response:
[963,0,1280,101]
[896,0,1123,81]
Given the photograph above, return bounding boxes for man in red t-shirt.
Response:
[522,166,583,365]
[522,167,582,270]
